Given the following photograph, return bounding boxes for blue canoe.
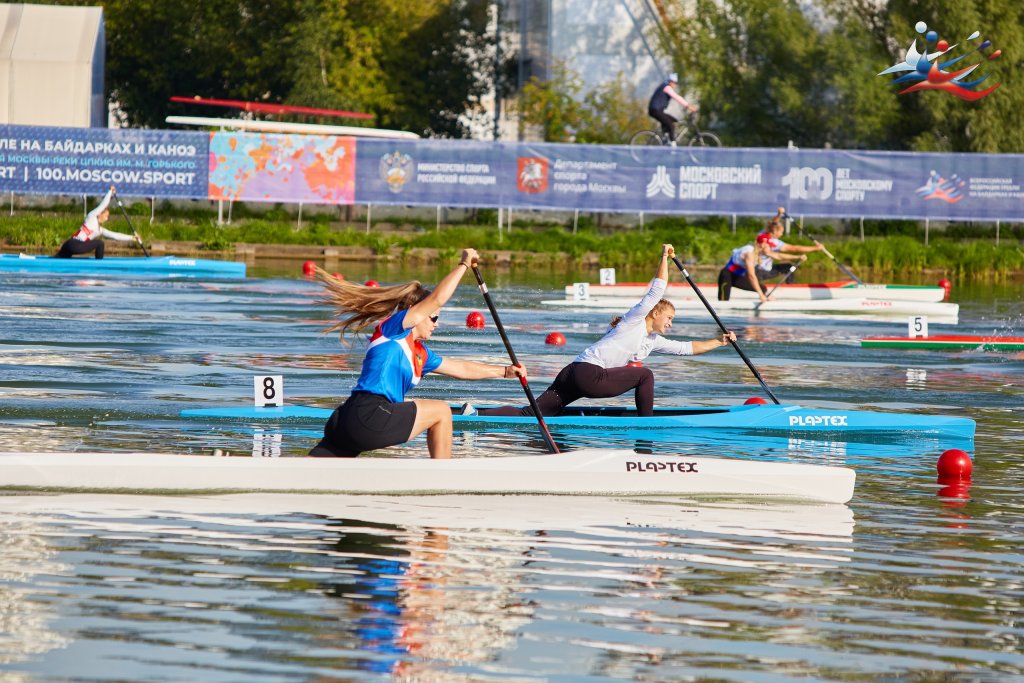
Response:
[179,403,975,443]
[0,253,246,279]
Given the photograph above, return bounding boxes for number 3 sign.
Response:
[254,375,284,407]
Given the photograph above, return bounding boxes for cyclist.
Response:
[647,72,698,145]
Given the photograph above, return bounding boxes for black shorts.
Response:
[309,392,417,457]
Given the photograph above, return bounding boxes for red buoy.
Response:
[626,360,643,367]
[744,396,768,405]
[466,311,485,329]
[937,278,951,300]
[301,260,316,277]
[332,272,344,280]
[364,279,379,287]
[545,331,566,346]
[936,448,972,481]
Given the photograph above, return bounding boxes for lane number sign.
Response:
[254,375,284,407]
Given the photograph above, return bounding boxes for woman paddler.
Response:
[469,244,736,418]
[309,248,527,459]
[56,185,142,259]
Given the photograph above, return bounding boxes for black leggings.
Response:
[57,238,104,259]
[478,361,656,417]
[718,264,795,300]
[648,108,678,141]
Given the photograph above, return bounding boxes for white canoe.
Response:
[544,295,958,321]
[566,281,948,303]
[0,449,855,504]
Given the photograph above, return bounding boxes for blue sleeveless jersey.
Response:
[351,309,442,403]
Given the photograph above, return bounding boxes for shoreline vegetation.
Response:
[2,202,1023,279]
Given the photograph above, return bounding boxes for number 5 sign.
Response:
[254,375,284,407]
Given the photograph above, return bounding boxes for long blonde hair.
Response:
[314,266,429,339]
[609,299,675,328]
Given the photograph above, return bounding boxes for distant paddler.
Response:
[717,210,824,301]
[56,185,144,259]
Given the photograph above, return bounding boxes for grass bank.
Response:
[2,204,1023,279]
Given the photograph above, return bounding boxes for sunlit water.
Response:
[0,261,1021,681]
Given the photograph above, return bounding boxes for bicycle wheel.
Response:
[629,130,663,162]
[688,131,722,147]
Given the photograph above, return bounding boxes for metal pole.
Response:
[366,203,372,234]
[640,211,645,233]
[83,194,87,220]
[573,209,579,234]
[150,197,155,224]
[218,199,223,225]
[436,205,441,232]
[996,220,1000,246]
[507,207,513,234]
[9,190,12,217]
[227,199,233,224]
[731,213,736,234]
[298,202,303,230]
[925,218,929,246]
[498,207,503,243]
[859,216,864,242]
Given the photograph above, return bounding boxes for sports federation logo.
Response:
[517,157,548,193]
[878,21,1001,101]
[379,151,414,194]
[917,170,965,203]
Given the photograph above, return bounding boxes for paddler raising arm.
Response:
[467,244,735,418]
[309,248,527,459]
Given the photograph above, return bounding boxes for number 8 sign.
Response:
[254,375,284,407]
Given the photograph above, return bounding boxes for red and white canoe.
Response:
[861,335,1024,352]
[544,295,959,322]
[566,280,948,303]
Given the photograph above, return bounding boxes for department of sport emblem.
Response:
[379,151,414,193]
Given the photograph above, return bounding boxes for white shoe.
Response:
[456,402,477,416]
[669,140,677,147]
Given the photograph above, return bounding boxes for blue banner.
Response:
[357,140,1024,221]
[2,123,1023,221]
[0,124,208,198]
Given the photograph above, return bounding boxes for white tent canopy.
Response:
[0,3,105,128]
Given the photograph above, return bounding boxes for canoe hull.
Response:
[0,254,246,279]
[0,449,855,503]
[862,335,1024,352]
[544,296,959,321]
[568,281,947,303]
[180,403,976,443]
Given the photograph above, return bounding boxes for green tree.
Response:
[861,0,1024,152]
[660,0,903,148]
[89,0,301,128]
[515,65,648,143]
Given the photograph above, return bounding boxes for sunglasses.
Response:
[429,315,440,323]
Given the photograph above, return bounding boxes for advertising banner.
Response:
[0,124,207,198]
[2,124,1023,221]
[209,131,355,204]
[356,140,1024,221]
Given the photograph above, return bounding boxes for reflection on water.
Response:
[0,494,854,680]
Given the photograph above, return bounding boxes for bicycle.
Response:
[629,113,721,161]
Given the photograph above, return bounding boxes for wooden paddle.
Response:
[112,191,151,257]
[783,211,862,284]
[670,255,780,404]
[470,263,561,454]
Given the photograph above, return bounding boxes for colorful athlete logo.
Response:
[517,157,548,193]
[378,151,414,194]
[878,21,1001,101]
[916,170,965,203]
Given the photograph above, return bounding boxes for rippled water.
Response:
[0,263,1022,681]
